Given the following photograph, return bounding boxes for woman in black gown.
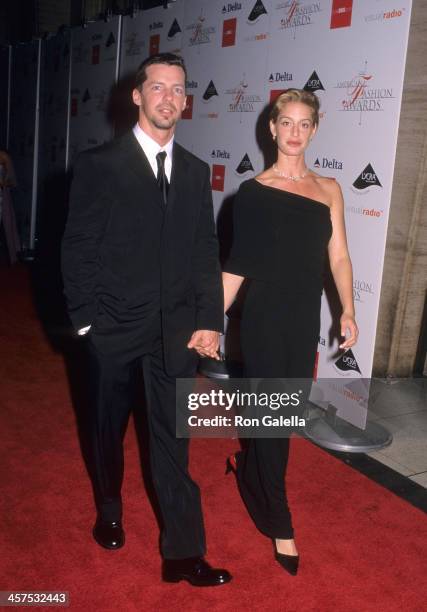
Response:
[222,89,358,575]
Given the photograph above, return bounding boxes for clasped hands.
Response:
[187,330,220,360]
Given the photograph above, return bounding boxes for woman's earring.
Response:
[272,134,276,141]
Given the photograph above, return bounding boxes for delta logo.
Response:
[222,2,242,13]
[248,0,268,23]
[202,80,219,102]
[226,76,262,113]
[235,153,255,175]
[211,149,231,159]
[222,17,237,47]
[185,80,198,89]
[212,164,225,191]
[149,21,163,32]
[277,1,322,32]
[186,13,216,46]
[303,70,325,93]
[334,349,362,376]
[365,7,406,24]
[330,0,353,29]
[269,71,293,83]
[353,163,382,191]
[336,62,394,123]
[167,19,182,40]
[314,157,343,170]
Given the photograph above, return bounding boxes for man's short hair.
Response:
[135,53,187,90]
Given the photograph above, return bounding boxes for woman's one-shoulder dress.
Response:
[224,178,332,538]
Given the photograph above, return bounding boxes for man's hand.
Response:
[187,330,220,360]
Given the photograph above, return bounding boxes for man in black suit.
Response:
[62,53,231,587]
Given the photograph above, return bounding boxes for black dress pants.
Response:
[83,321,205,559]
[235,282,320,540]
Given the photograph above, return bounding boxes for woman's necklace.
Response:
[272,164,309,182]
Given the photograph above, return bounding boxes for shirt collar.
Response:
[133,122,174,160]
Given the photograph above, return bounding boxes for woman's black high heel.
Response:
[274,549,299,575]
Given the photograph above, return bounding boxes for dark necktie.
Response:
[156,151,169,207]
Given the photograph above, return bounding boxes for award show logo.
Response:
[212,164,226,191]
[167,18,182,40]
[353,279,374,303]
[330,0,353,29]
[202,80,219,101]
[248,0,268,23]
[186,13,216,47]
[222,18,237,47]
[336,62,395,125]
[124,32,145,58]
[226,75,262,114]
[352,163,382,191]
[235,153,255,175]
[314,156,343,170]
[276,1,322,35]
[303,70,325,92]
[334,349,362,376]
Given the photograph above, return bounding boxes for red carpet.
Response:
[1,264,426,611]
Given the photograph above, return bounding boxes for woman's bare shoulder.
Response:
[310,171,341,194]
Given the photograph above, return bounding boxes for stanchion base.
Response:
[303,411,392,453]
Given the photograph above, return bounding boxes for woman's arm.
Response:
[223,271,245,313]
[327,180,358,349]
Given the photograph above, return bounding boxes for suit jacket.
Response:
[61,130,223,375]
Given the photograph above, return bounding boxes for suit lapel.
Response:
[167,142,189,214]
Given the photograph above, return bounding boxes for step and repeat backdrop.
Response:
[1,0,412,426]
[0,45,11,150]
[8,40,41,253]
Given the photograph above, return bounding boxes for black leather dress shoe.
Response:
[93,519,125,550]
[162,557,232,587]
